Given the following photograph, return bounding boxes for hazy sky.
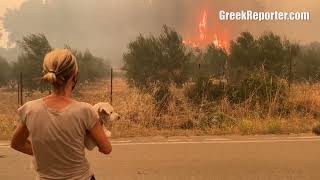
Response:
[0,0,26,47]
[0,0,319,66]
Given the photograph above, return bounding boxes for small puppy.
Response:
[84,102,120,150]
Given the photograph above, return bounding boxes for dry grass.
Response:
[0,78,319,139]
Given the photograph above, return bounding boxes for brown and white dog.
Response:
[84,102,120,150]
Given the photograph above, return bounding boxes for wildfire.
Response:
[183,10,229,51]
[199,10,208,41]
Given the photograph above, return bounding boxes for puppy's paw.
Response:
[105,130,112,137]
[103,126,112,137]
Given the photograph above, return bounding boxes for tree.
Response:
[257,32,287,76]
[229,32,259,83]
[71,48,111,82]
[202,44,227,78]
[295,42,320,83]
[283,40,300,87]
[0,56,12,86]
[14,34,52,91]
[123,25,192,90]
[229,31,300,82]
[230,32,259,69]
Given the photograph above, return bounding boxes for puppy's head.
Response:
[93,102,120,124]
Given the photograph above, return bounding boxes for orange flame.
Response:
[183,10,229,51]
[199,10,207,41]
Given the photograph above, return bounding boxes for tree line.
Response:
[0,34,110,91]
[124,25,320,88]
[1,26,319,95]
[123,25,320,107]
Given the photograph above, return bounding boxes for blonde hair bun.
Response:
[42,49,78,86]
[42,71,57,84]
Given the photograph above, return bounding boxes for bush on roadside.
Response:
[312,124,320,135]
[151,83,172,112]
[266,120,282,134]
[179,119,195,129]
[238,120,255,135]
[184,76,226,104]
[227,69,288,106]
[185,69,289,116]
[199,111,237,129]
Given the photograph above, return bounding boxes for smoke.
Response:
[1,0,319,66]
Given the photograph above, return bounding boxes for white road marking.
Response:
[111,140,132,143]
[0,143,9,147]
[112,138,320,146]
[247,137,259,140]
[1,137,320,148]
[168,139,181,142]
[264,137,280,139]
[205,138,231,141]
[287,136,319,139]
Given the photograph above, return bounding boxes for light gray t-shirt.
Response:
[17,98,99,180]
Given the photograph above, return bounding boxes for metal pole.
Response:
[198,63,201,78]
[20,72,23,106]
[110,68,113,105]
[289,46,292,90]
[225,57,229,84]
[18,75,20,107]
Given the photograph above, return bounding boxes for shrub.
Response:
[185,69,289,115]
[238,120,255,135]
[266,120,282,134]
[227,69,288,106]
[152,83,172,111]
[185,76,226,104]
[123,25,191,91]
[199,112,237,129]
[179,119,195,129]
[312,124,320,135]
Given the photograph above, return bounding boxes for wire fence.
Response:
[16,67,126,107]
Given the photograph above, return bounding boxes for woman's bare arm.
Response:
[11,123,33,156]
[89,122,112,154]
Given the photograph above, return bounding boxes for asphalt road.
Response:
[1,135,320,180]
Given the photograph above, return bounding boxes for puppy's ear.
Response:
[99,108,110,116]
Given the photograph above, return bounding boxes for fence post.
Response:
[288,46,292,90]
[110,68,113,105]
[18,75,20,107]
[20,72,23,106]
[225,57,229,84]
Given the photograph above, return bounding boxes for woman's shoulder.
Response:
[74,100,92,107]
[17,98,45,116]
[19,98,44,109]
[70,101,98,119]
[72,101,95,111]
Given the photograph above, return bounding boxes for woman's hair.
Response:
[42,49,78,86]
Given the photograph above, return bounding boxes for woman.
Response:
[10,49,112,180]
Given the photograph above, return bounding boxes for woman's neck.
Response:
[52,88,72,98]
